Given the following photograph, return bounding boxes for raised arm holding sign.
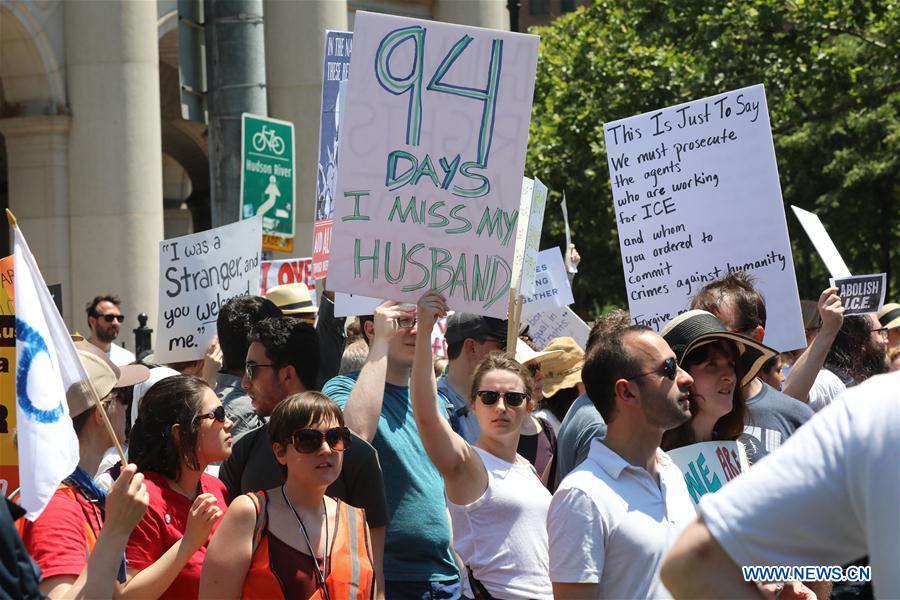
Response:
[328,12,539,318]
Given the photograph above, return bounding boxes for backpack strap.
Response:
[247,490,269,553]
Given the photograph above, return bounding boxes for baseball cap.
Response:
[74,340,149,388]
[445,313,508,347]
[67,350,120,418]
[540,337,585,398]
[131,367,180,425]
[661,310,776,387]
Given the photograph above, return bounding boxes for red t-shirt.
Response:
[19,484,103,580]
[125,471,228,599]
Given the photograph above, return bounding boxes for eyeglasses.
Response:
[871,327,888,340]
[625,357,678,382]
[475,390,529,407]
[97,313,125,323]
[396,316,417,329]
[480,336,507,350]
[195,405,227,423]
[290,427,352,453]
[245,363,277,379]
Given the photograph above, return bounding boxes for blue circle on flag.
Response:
[16,318,65,424]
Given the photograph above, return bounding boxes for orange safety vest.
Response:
[13,484,99,561]
[242,491,374,600]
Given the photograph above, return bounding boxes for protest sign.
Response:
[791,205,852,278]
[260,257,315,296]
[604,84,804,352]
[521,248,574,317]
[829,273,886,316]
[512,178,549,298]
[561,192,576,273]
[241,114,296,243]
[313,31,353,279]
[328,12,539,318]
[0,264,16,496]
[156,218,262,363]
[524,305,589,351]
[668,441,749,509]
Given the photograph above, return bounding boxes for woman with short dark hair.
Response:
[121,375,233,599]
[200,391,376,599]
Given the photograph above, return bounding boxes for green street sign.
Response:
[240,113,296,238]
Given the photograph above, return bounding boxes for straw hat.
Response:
[514,338,562,366]
[266,283,318,315]
[661,310,776,387]
[878,303,900,331]
[540,337,585,398]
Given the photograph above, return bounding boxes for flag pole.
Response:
[8,207,127,465]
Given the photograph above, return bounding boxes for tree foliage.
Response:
[527,0,899,319]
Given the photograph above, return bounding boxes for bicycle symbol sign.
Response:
[240,113,296,239]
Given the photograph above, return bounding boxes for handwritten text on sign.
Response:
[667,440,749,509]
[328,12,539,318]
[524,305,589,351]
[604,84,804,352]
[156,218,262,363]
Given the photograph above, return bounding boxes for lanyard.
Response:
[281,485,331,600]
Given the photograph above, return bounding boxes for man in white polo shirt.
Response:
[547,325,696,599]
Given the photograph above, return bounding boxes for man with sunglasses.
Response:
[322,300,461,599]
[547,326,696,599]
[85,295,134,366]
[438,313,509,443]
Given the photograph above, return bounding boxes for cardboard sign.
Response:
[260,257,315,297]
[156,218,262,363]
[521,248,574,317]
[313,31,354,279]
[0,269,17,496]
[328,12,539,318]
[603,84,805,352]
[512,178,549,297]
[791,205,852,278]
[829,273,886,316]
[524,305,589,351]
[668,441,749,509]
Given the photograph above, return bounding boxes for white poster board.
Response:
[791,206,852,278]
[603,84,805,351]
[328,12,539,318]
[524,305,589,351]
[668,440,749,510]
[512,177,549,297]
[156,218,262,363]
[521,248,574,317]
[260,257,315,296]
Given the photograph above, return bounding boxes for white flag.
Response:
[14,224,81,520]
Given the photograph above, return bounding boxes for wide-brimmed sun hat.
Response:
[514,338,563,366]
[878,303,900,331]
[540,337,584,398]
[661,310,777,387]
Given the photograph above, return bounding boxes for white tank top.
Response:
[447,446,553,600]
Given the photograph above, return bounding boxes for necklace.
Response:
[281,485,331,600]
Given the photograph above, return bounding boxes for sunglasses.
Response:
[97,314,125,323]
[196,405,227,423]
[290,427,352,453]
[245,363,276,380]
[625,356,678,382]
[475,390,529,407]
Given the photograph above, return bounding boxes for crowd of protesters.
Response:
[3,257,899,599]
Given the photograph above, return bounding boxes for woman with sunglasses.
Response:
[120,375,233,599]
[411,292,553,600]
[200,391,375,600]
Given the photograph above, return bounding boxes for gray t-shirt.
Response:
[741,382,814,464]
[554,394,607,489]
